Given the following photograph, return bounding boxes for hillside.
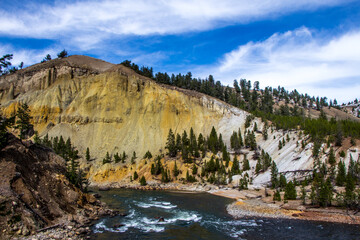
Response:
[0,55,359,190]
[0,55,248,169]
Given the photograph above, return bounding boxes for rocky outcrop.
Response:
[0,134,111,238]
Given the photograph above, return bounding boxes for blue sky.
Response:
[1,0,360,103]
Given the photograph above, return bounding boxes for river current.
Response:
[90,188,360,240]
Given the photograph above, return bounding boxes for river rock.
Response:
[98,186,110,191]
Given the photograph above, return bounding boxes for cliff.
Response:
[0,134,110,238]
[0,55,248,165]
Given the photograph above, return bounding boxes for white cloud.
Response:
[0,44,58,67]
[0,0,352,49]
[201,27,360,103]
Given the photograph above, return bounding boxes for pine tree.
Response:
[273,189,281,201]
[86,147,90,161]
[222,146,230,168]
[173,161,179,177]
[231,155,240,175]
[144,150,152,159]
[278,140,282,150]
[284,181,297,200]
[133,171,138,180]
[345,173,355,204]
[140,176,147,186]
[328,147,336,165]
[300,183,306,205]
[131,151,136,164]
[208,126,219,153]
[166,129,177,157]
[279,174,287,190]
[121,151,127,163]
[103,152,112,164]
[336,161,346,186]
[114,152,121,163]
[192,163,198,175]
[319,177,332,207]
[15,103,33,139]
[242,155,250,171]
[271,161,279,188]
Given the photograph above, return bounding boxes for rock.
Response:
[67,225,73,230]
[76,227,88,234]
[292,213,299,217]
[92,193,101,199]
[98,186,110,191]
[113,224,125,228]
[158,217,165,222]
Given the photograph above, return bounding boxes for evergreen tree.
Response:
[161,168,170,183]
[278,140,282,150]
[222,146,230,167]
[273,189,281,201]
[166,129,177,157]
[319,177,332,207]
[242,155,250,171]
[86,147,90,161]
[121,151,128,163]
[15,103,33,139]
[131,151,136,164]
[144,150,153,159]
[208,126,219,153]
[336,161,346,186]
[133,171,138,180]
[345,173,355,204]
[279,174,287,190]
[57,49,68,58]
[192,163,198,175]
[300,183,307,205]
[140,176,147,186]
[328,147,336,165]
[231,155,240,175]
[271,161,279,188]
[284,181,297,200]
[103,152,111,164]
[173,161,180,177]
[176,133,182,152]
[114,152,121,163]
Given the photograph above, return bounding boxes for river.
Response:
[90,188,360,240]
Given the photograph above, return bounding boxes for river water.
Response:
[91,188,360,240]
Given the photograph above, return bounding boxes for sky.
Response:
[1,0,360,103]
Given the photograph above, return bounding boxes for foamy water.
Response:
[91,189,360,240]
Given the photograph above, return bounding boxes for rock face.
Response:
[0,55,248,163]
[0,134,107,238]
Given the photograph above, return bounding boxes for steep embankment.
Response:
[1,55,358,188]
[0,55,249,181]
[0,134,112,238]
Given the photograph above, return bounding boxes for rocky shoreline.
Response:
[14,202,119,240]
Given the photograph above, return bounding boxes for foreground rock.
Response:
[0,134,115,239]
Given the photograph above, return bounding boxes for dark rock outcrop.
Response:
[0,134,109,238]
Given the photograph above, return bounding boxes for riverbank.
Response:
[94,182,360,225]
[209,188,360,225]
[14,203,119,240]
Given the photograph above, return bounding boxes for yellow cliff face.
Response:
[0,57,248,181]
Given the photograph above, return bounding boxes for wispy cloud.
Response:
[0,44,58,67]
[0,0,352,50]
[201,27,360,103]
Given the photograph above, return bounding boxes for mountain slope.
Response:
[0,55,358,188]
